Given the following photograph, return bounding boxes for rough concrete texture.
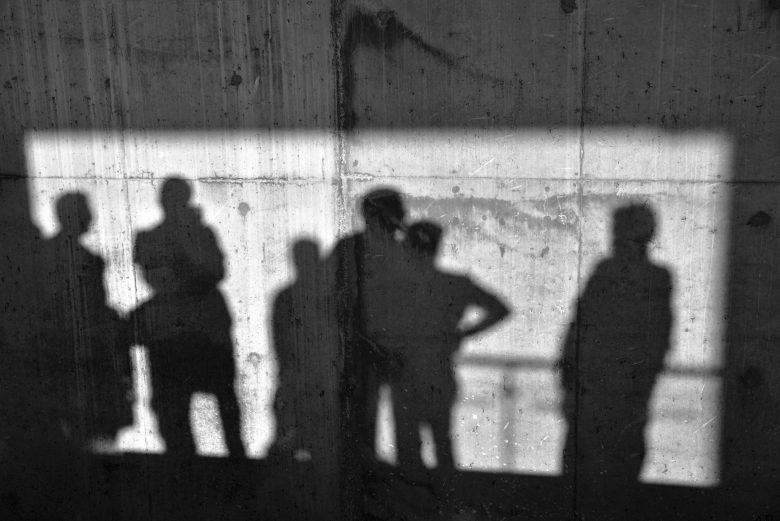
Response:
[2,0,780,519]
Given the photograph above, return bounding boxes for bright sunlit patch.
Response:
[25,128,731,485]
[25,130,339,459]
[190,393,229,456]
[375,384,397,465]
[419,424,438,469]
[116,346,164,454]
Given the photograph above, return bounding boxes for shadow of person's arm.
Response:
[652,267,674,373]
[202,225,226,282]
[458,278,511,338]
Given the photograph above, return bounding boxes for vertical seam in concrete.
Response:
[330,0,348,235]
[574,0,590,516]
[330,1,351,519]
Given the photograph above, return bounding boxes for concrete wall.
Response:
[2,0,780,519]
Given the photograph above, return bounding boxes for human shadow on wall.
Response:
[0,191,132,519]
[558,203,673,520]
[394,220,510,475]
[129,177,245,459]
[270,238,337,461]
[38,192,133,449]
[0,181,263,521]
[330,188,410,473]
[329,188,510,518]
[266,237,343,519]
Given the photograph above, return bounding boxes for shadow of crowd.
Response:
[1,176,680,520]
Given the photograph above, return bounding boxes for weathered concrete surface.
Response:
[2,0,780,519]
[345,128,728,485]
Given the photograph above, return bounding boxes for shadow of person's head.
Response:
[55,192,93,238]
[612,203,656,257]
[408,220,443,263]
[134,177,203,294]
[291,238,320,275]
[160,176,194,218]
[360,188,406,233]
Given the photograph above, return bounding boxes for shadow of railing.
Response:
[457,354,722,480]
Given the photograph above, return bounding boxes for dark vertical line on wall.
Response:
[706,0,715,128]
[329,1,353,519]
[217,2,229,126]
[263,1,279,128]
[193,3,209,129]
[573,0,589,516]
[656,1,667,127]
[330,0,349,264]
[98,0,117,127]
[78,0,99,129]
[331,0,350,136]
[275,0,290,128]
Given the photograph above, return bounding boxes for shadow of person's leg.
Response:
[356,363,382,464]
[153,380,196,457]
[430,411,454,470]
[216,384,246,458]
[393,385,425,476]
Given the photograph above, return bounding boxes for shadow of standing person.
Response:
[130,177,245,458]
[38,192,132,449]
[330,188,411,467]
[270,238,339,462]
[266,238,343,520]
[8,192,131,519]
[559,203,673,520]
[394,220,510,477]
[328,188,414,519]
